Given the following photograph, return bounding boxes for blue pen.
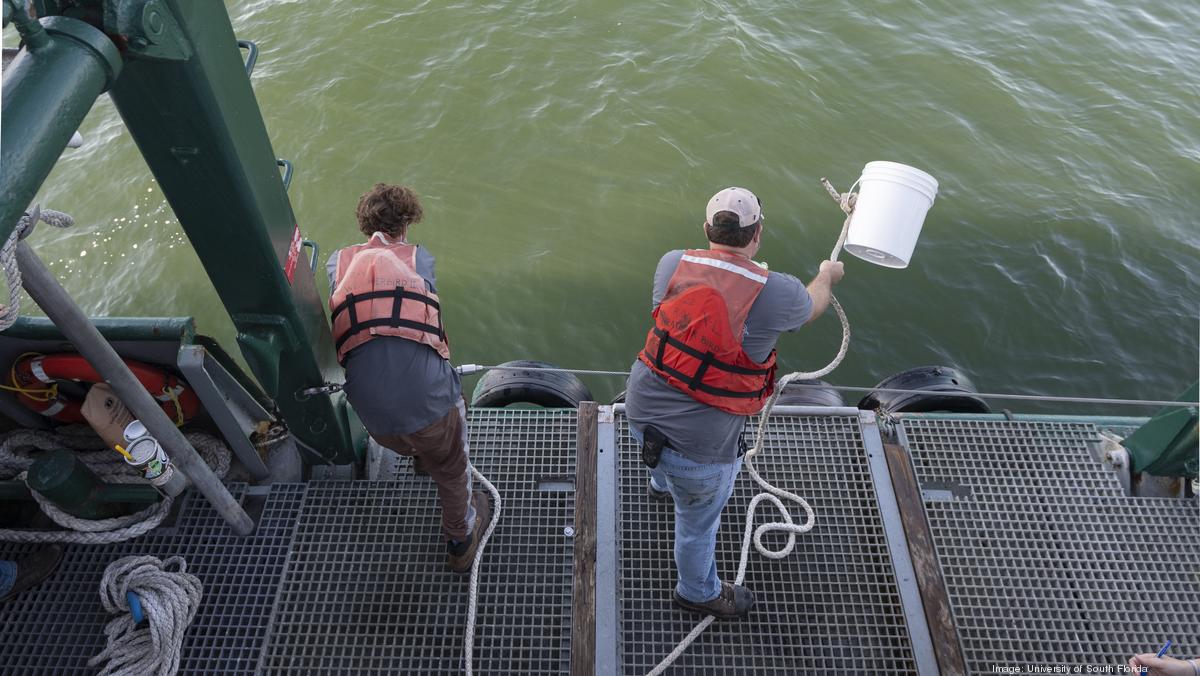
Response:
[1143,640,1172,673]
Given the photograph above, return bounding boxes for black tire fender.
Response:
[775,379,845,407]
[857,365,990,413]
[470,360,594,409]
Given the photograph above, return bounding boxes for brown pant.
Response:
[373,400,474,542]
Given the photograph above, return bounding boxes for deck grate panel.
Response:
[616,413,918,674]
[903,418,1200,673]
[260,409,578,674]
[0,483,306,675]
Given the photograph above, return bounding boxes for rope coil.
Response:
[0,427,231,544]
[88,555,203,676]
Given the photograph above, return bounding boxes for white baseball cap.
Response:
[705,187,762,227]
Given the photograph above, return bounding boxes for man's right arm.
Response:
[804,260,845,324]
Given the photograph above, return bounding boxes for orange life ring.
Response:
[9,353,202,425]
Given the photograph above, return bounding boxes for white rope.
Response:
[87,555,203,676]
[0,205,74,332]
[463,464,502,676]
[0,428,231,544]
[647,183,856,676]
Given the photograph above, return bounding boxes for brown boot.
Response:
[447,490,492,574]
[673,582,756,619]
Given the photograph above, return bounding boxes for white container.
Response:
[842,161,938,269]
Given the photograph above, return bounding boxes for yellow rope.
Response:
[162,383,185,427]
[1,352,58,402]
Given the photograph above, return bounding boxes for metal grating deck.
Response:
[615,412,920,675]
[261,408,578,674]
[901,418,1200,673]
[0,483,306,674]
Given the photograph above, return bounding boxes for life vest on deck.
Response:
[329,235,450,364]
[638,249,776,415]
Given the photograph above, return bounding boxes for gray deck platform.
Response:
[0,409,1196,675]
[900,418,1200,672]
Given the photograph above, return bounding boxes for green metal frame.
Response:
[1122,382,1199,477]
[1,1,363,465]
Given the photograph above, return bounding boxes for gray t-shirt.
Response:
[326,239,462,437]
[625,249,813,464]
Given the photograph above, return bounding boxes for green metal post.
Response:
[25,449,160,519]
[0,15,121,243]
[1123,382,1199,476]
[101,1,358,464]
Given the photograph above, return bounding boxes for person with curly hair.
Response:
[326,183,490,574]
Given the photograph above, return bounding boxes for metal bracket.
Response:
[177,344,272,480]
[107,0,194,62]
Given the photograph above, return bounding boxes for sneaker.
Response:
[648,481,671,502]
[0,545,64,602]
[673,582,755,619]
[447,491,492,574]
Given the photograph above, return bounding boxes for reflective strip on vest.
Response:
[679,254,768,284]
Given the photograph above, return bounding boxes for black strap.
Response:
[390,285,403,322]
[331,287,440,321]
[688,352,713,390]
[649,327,771,376]
[640,351,769,399]
[335,318,445,352]
[654,331,669,370]
[333,286,445,352]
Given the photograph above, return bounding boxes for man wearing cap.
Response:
[625,186,844,618]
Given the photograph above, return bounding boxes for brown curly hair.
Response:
[356,183,424,238]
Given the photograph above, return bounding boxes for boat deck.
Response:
[1,408,1197,675]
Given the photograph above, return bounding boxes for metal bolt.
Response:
[563,526,575,537]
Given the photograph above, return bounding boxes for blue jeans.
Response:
[630,427,742,603]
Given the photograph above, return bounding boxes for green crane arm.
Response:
[1,1,360,465]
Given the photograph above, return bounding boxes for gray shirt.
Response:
[625,250,813,464]
[326,237,461,437]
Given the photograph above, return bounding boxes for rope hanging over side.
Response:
[463,465,502,676]
[647,181,856,676]
[88,555,203,676]
[0,205,75,332]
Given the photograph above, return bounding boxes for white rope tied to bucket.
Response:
[88,555,202,676]
[647,181,856,676]
[463,464,502,676]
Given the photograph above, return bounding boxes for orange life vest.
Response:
[329,234,450,364]
[638,249,777,415]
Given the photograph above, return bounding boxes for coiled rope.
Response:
[88,555,203,676]
[646,180,856,675]
[0,427,231,544]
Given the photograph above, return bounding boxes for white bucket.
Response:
[842,161,938,269]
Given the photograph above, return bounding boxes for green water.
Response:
[14,1,1200,410]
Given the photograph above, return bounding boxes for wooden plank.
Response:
[570,402,598,676]
[883,441,968,676]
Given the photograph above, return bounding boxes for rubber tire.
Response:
[470,360,594,409]
[857,365,990,413]
[775,379,845,407]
